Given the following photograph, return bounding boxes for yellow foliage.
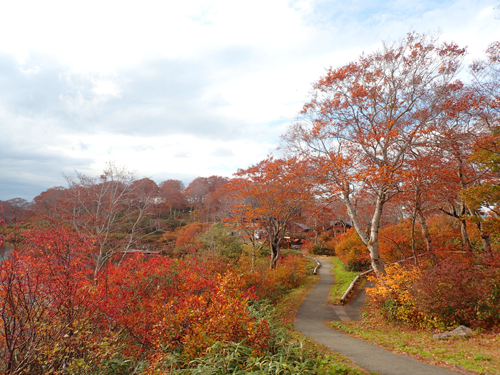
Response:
[367,264,434,327]
[335,228,370,271]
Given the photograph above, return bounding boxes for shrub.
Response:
[174,222,211,253]
[0,225,316,374]
[426,215,478,257]
[0,228,102,374]
[310,242,335,256]
[366,264,427,326]
[162,232,178,243]
[411,253,500,328]
[335,229,371,271]
[147,303,362,375]
[238,254,309,303]
[367,252,500,329]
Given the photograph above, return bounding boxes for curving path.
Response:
[294,257,466,375]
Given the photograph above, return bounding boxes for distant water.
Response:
[0,245,13,261]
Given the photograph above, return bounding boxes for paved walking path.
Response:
[294,257,465,375]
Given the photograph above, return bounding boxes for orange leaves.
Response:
[292,32,467,189]
[175,222,211,252]
[1,223,315,372]
[238,253,309,302]
[283,33,479,276]
[334,228,371,272]
[366,263,426,326]
[367,263,422,305]
[227,156,312,268]
[95,255,273,359]
[154,272,271,358]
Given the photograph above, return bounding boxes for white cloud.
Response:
[1,0,500,200]
[0,0,313,72]
[49,132,276,181]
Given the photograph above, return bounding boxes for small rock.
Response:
[433,325,473,340]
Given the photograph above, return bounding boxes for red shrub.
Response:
[412,253,500,328]
[379,221,425,263]
[238,254,308,303]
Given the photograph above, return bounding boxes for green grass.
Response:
[327,257,363,305]
[327,257,500,374]
[329,309,500,374]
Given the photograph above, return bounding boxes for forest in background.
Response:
[1,32,500,374]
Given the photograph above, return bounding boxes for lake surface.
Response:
[0,245,13,261]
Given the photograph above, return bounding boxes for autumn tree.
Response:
[184,176,228,210]
[470,41,500,127]
[196,184,235,223]
[226,157,311,269]
[396,147,445,259]
[0,227,97,374]
[64,163,157,274]
[461,41,500,245]
[129,178,159,200]
[282,33,466,275]
[432,96,486,253]
[159,179,187,218]
[127,177,160,224]
[0,198,33,224]
[33,186,68,220]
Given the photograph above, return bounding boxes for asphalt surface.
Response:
[294,257,465,375]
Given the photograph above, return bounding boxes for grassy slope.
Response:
[326,257,362,305]
[328,261,500,375]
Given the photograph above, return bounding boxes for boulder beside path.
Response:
[433,325,473,340]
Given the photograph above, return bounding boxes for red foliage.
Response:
[184,176,228,209]
[426,215,481,259]
[93,254,272,358]
[0,227,98,373]
[412,252,500,328]
[174,222,211,252]
[159,179,187,213]
[379,221,426,263]
[0,223,310,372]
[238,253,308,302]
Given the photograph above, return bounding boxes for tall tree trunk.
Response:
[411,190,419,267]
[367,190,386,275]
[410,215,419,267]
[460,218,473,253]
[475,220,492,253]
[343,188,386,276]
[270,240,280,269]
[417,210,432,252]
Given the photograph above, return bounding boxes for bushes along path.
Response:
[294,257,467,375]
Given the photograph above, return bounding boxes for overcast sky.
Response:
[0,0,499,201]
